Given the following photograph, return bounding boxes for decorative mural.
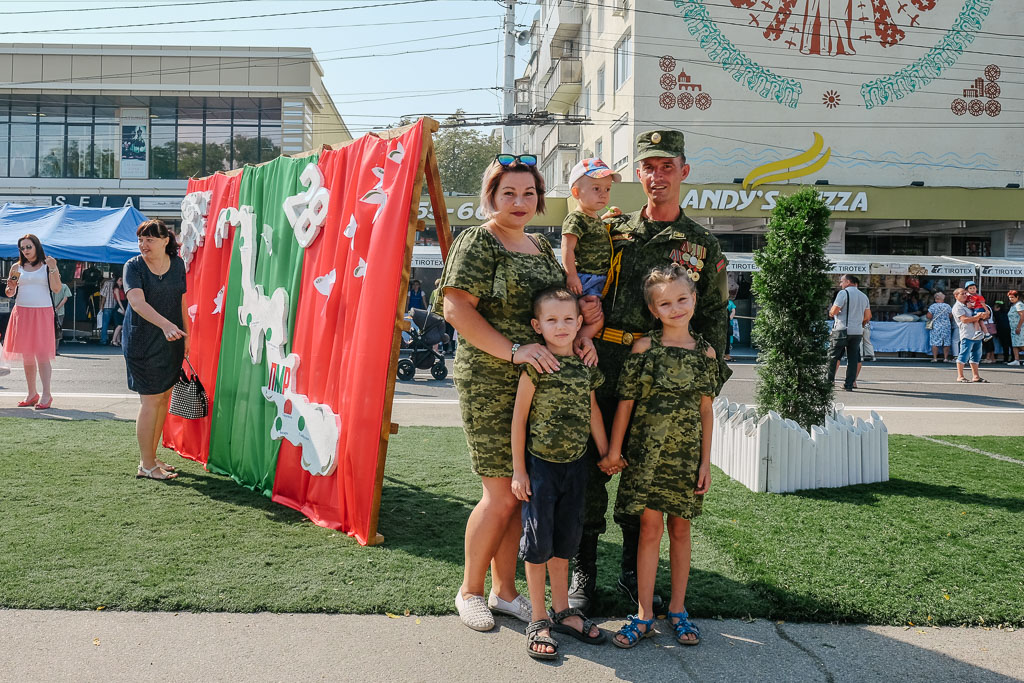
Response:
[655,0,1018,186]
[658,56,714,110]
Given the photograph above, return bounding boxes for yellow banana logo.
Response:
[742,133,832,190]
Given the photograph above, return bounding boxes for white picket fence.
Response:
[710,397,889,493]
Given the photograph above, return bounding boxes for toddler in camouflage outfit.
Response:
[511,287,609,660]
[561,158,620,301]
[600,263,717,649]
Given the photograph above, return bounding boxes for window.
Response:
[582,19,591,54]
[65,125,92,178]
[150,124,176,179]
[0,94,285,180]
[582,83,591,118]
[597,0,605,33]
[611,120,630,169]
[614,32,632,91]
[595,138,603,160]
[0,123,8,178]
[38,125,65,178]
[597,66,606,107]
[93,124,117,179]
[10,123,37,177]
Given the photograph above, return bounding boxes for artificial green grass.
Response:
[0,420,1021,625]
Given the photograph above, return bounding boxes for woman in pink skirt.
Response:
[3,234,62,409]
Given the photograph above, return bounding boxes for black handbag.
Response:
[51,294,62,344]
[169,356,208,419]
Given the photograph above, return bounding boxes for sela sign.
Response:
[54,195,140,208]
[681,188,869,213]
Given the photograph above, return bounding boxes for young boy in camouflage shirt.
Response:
[561,158,621,300]
[511,287,609,660]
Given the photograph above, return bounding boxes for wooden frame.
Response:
[365,117,452,545]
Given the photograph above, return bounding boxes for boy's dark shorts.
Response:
[519,452,589,565]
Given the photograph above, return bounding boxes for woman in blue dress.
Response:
[926,292,953,363]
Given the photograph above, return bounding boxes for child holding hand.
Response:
[561,158,620,300]
[600,263,716,649]
[511,287,608,661]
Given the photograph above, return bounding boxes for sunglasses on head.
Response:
[496,154,537,167]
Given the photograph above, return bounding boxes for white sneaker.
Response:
[1008,360,1021,366]
[488,591,532,623]
[455,590,494,632]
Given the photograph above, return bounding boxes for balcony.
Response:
[545,0,583,45]
[540,124,581,161]
[541,58,582,114]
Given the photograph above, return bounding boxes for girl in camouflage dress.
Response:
[435,157,600,633]
[600,263,716,648]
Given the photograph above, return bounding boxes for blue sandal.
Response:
[612,614,655,649]
[667,609,701,645]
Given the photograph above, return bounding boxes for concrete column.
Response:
[825,219,845,254]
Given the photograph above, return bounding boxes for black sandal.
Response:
[548,606,606,644]
[526,619,559,660]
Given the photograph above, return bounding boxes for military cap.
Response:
[635,130,685,162]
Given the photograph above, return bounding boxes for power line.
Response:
[0,0,450,35]
[0,0,257,14]
[76,14,499,34]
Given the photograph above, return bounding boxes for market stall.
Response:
[0,203,149,341]
[725,253,982,355]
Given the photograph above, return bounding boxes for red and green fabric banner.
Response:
[208,155,318,495]
[162,171,242,464]
[271,125,424,539]
[160,121,425,544]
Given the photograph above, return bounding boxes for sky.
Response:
[0,0,532,134]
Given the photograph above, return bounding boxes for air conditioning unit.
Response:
[611,0,628,17]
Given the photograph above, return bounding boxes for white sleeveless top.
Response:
[14,265,53,308]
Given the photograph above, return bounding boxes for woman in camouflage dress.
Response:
[600,264,716,648]
[436,156,593,632]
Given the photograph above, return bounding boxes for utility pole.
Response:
[502,0,516,153]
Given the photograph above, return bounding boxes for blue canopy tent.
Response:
[0,203,150,341]
[0,203,149,263]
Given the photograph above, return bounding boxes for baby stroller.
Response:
[397,308,450,381]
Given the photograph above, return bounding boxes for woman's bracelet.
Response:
[48,268,57,274]
[510,342,521,363]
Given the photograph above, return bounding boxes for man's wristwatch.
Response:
[510,343,521,363]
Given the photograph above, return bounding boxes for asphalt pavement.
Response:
[1,345,1022,681]
[3,345,1022,435]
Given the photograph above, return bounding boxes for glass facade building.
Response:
[0,44,347,222]
[0,95,282,180]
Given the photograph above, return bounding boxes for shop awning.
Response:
[411,245,1024,280]
[0,203,149,264]
[942,256,1024,278]
[724,253,978,276]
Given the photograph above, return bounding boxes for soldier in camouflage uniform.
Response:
[569,130,732,611]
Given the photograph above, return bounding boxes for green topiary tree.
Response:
[751,187,834,431]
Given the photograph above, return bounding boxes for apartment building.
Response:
[512,0,1022,259]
